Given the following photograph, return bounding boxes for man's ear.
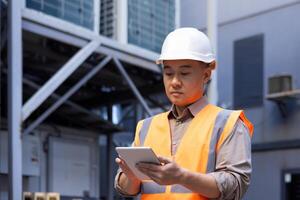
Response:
[209,61,216,70]
[204,68,212,84]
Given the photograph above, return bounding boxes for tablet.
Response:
[115,147,161,180]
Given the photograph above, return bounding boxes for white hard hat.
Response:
[157,27,215,64]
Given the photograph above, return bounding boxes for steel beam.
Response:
[22,20,160,73]
[117,105,134,126]
[22,39,101,121]
[22,77,114,134]
[113,57,153,116]
[23,56,111,134]
[8,0,23,199]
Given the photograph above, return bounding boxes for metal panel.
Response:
[0,132,40,176]
[23,56,111,134]
[128,0,175,52]
[26,0,95,30]
[8,0,23,198]
[22,39,101,121]
[48,137,91,196]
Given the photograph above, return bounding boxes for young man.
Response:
[115,27,253,200]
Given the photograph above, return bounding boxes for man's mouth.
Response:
[170,91,183,96]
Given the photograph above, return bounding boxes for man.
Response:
[115,27,253,200]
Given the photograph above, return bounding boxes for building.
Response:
[0,0,179,200]
[181,0,300,199]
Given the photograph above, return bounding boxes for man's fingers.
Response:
[138,167,159,179]
[137,163,161,171]
[138,169,164,185]
[157,156,172,164]
[116,157,131,171]
[115,157,122,164]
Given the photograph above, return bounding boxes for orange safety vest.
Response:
[133,104,253,200]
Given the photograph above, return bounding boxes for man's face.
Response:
[163,59,211,106]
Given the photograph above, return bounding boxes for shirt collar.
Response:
[168,96,209,119]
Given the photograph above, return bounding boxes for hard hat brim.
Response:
[156,53,215,65]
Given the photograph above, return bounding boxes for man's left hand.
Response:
[136,156,185,185]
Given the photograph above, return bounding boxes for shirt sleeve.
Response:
[114,142,141,197]
[209,118,252,200]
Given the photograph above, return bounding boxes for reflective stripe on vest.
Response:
[206,109,232,173]
[141,182,165,194]
[171,184,193,193]
[139,117,153,146]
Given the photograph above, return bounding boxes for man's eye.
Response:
[181,72,190,76]
[164,72,173,76]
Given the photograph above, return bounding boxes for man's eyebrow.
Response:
[163,65,171,69]
[163,65,192,69]
[180,65,192,69]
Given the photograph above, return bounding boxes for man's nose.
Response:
[171,75,181,88]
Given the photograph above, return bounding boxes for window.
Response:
[233,34,264,108]
[26,0,94,30]
[128,0,175,53]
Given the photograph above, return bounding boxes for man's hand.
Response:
[136,156,185,185]
[115,157,140,182]
[115,157,141,195]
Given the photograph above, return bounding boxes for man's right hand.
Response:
[115,157,141,195]
[115,157,139,181]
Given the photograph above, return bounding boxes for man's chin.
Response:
[170,99,188,107]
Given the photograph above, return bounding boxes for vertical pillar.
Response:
[207,0,218,105]
[8,0,23,199]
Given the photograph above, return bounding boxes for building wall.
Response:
[181,1,300,199]
[245,149,300,200]
[181,0,300,29]
[0,125,101,199]
[218,4,300,198]
[217,2,300,143]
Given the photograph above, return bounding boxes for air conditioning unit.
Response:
[23,192,33,200]
[46,193,60,200]
[34,192,46,200]
[266,74,300,117]
[268,74,292,94]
